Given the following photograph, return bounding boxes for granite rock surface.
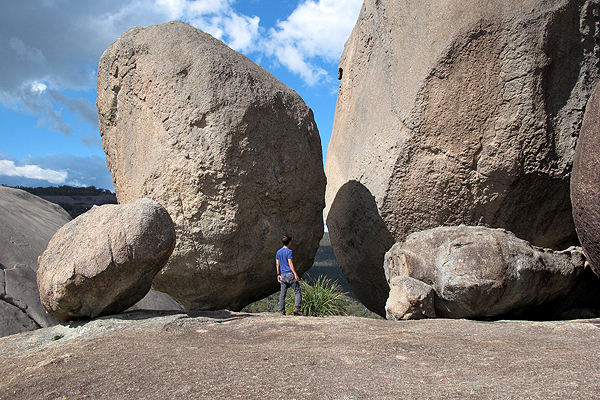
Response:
[384,226,595,320]
[37,199,176,321]
[97,21,326,311]
[326,0,600,315]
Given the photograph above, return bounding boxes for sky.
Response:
[0,0,363,190]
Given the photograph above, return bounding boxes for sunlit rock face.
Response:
[326,0,600,316]
[97,21,326,311]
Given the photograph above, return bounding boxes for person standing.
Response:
[276,235,303,315]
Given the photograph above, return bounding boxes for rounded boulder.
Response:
[37,199,176,321]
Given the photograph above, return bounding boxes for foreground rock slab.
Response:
[37,199,176,321]
[326,0,600,316]
[0,311,598,399]
[384,226,591,320]
[97,21,326,311]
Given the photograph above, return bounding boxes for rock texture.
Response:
[1,311,599,399]
[37,199,176,321]
[326,0,600,315]
[386,276,435,320]
[384,226,592,320]
[0,186,69,336]
[97,21,326,310]
[126,289,184,312]
[572,82,600,277]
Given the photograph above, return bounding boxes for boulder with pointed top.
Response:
[97,21,326,311]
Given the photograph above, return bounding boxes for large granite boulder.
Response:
[326,0,600,315]
[572,82,600,277]
[97,21,326,311]
[37,199,176,321]
[384,226,593,320]
[0,186,69,336]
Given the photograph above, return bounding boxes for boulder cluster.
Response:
[7,0,600,331]
[326,0,600,318]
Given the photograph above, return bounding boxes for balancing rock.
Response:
[97,21,326,310]
[37,199,176,321]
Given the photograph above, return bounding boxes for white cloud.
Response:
[263,0,363,85]
[0,160,67,184]
[0,155,114,189]
[165,0,261,53]
[0,0,363,152]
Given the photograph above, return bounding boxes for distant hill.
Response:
[5,185,117,219]
[304,232,356,299]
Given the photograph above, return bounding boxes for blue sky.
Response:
[0,0,363,190]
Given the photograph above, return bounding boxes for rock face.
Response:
[126,289,184,312]
[572,82,600,277]
[0,186,70,336]
[2,312,600,399]
[97,21,326,310]
[37,199,176,321]
[384,226,590,320]
[326,0,600,315]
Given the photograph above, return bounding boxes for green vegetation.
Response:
[243,233,381,319]
[286,277,347,317]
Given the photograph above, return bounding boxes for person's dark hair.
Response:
[282,235,292,246]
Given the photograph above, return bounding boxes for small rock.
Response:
[385,276,435,320]
[37,199,176,321]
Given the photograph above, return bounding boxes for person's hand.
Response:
[294,274,300,282]
[277,275,281,283]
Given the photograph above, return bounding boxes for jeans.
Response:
[280,273,301,313]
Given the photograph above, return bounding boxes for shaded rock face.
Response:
[384,226,590,320]
[126,289,184,312]
[0,187,70,336]
[572,82,600,277]
[326,0,600,315]
[97,21,326,311]
[37,199,176,321]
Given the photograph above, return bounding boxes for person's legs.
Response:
[291,280,302,310]
[279,279,288,314]
[279,274,295,314]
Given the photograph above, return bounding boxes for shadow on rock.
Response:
[327,180,395,317]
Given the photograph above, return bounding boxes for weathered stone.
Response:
[0,187,69,336]
[126,289,184,312]
[326,0,600,315]
[572,82,600,277]
[4,265,58,328]
[37,199,176,321]
[2,312,600,399]
[385,276,435,320]
[97,21,326,311]
[0,186,71,271]
[384,226,591,319]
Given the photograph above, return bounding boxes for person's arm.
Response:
[276,259,281,283]
[288,259,300,281]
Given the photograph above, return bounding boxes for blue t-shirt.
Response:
[276,247,294,274]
